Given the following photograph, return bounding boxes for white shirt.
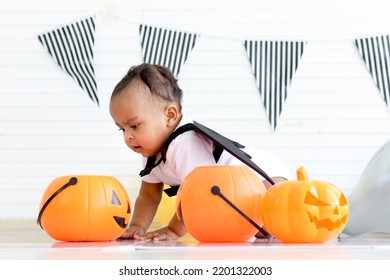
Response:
[141,117,291,186]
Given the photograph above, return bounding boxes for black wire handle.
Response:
[37,177,78,229]
[211,185,272,240]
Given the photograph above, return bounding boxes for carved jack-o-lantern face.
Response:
[38,175,131,242]
[304,188,348,231]
[260,167,349,243]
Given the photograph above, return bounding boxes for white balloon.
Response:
[343,140,390,236]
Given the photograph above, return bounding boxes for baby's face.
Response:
[109,84,173,157]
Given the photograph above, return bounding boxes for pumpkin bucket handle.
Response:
[211,185,272,240]
[37,177,78,229]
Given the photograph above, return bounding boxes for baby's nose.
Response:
[124,130,134,140]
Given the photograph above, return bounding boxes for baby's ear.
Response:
[165,104,180,126]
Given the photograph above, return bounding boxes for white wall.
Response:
[1,0,389,218]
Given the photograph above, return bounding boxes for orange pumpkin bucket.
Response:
[260,167,349,243]
[176,165,267,242]
[37,175,131,242]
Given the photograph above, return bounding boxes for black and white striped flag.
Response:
[244,40,306,130]
[139,24,199,77]
[355,35,390,110]
[38,16,98,105]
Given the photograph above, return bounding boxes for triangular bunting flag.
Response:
[139,24,199,77]
[244,40,307,130]
[38,16,99,105]
[355,35,390,110]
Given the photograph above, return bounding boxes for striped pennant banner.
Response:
[38,16,99,105]
[139,24,199,77]
[244,40,306,131]
[355,35,390,110]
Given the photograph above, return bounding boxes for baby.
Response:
[109,63,290,240]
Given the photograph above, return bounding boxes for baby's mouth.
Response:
[133,145,142,152]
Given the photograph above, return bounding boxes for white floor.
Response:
[1,219,390,260]
[2,219,390,280]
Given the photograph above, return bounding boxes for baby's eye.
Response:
[130,124,138,129]
[118,127,125,133]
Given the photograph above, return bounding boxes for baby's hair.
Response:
[111,63,183,112]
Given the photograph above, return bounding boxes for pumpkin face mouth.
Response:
[304,190,348,231]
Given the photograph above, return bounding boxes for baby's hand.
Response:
[120,225,145,239]
[141,226,180,241]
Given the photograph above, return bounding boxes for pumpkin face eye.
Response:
[304,191,329,206]
[111,191,130,229]
[111,191,121,205]
[339,194,347,206]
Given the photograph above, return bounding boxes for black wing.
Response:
[193,121,275,185]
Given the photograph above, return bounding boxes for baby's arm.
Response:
[141,211,187,241]
[121,181,164,239]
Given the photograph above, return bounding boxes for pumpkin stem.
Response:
[297,166,308,180]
